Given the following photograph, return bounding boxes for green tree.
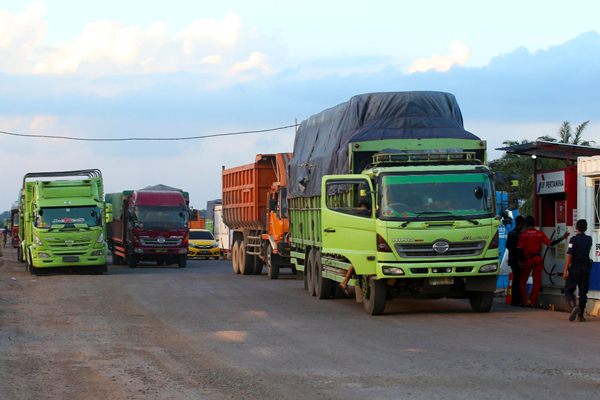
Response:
[537,120,592,145]
[490,121,593,217]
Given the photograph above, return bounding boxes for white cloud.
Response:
[0,2,47,73]
[200,54,223,65]
[176,13,241,56]
[0,4,275,81]
[33,20,169,75]
[408,40,471,73]
[228,52,271,76]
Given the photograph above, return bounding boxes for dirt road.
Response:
[1,248,599,399]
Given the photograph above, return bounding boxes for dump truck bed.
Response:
[222,154,278,231]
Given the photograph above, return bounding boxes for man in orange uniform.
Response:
[518,216,569,307]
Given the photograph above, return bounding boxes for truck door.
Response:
[321,176,376,275]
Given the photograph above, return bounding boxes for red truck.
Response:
[105,190,189,268]
[222,153,292,278]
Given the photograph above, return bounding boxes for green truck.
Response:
[18,169,111,274]
[287,92,500,315]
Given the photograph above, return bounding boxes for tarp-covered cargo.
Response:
[288,91,481,197]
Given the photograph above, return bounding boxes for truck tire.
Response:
[27,250,38,276]
[306,249,317,296]
[239,241,252,275]
[469,292,494,313]
[266,244,279,279]
[314,250,332,299]
[17,246,22,263]
[231,241,240,274]
[127,253,138,268]
[363,277,387,316]
[112,251,122,266]
[96,264,108,274]
[178,255,187,268]
[253,255,264,275]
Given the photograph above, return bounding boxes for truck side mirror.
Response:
[269,198,278,211]
[105,204,113,223]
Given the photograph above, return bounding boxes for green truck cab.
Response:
[288,92,500,315]
[18,169,111,275]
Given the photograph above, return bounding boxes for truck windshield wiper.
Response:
[400,211,454,227]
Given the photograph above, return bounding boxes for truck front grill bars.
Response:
[139,237,182,246]
[395,241,485,258]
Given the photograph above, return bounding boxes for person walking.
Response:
[563,219,593,322]
[518,216,569,307]
[506,215,525,306]
[2,226,9,247]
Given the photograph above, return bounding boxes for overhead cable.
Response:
[0,124,297,142]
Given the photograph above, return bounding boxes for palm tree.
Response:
[538,120,593,145]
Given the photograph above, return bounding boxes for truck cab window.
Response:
[325,180,372,218]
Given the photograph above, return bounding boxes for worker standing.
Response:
[506,215,525,306]
[517,216,569,307]
[563,219,593,322]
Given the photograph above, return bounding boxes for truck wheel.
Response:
[239,241,252,275]
[469,292,494,313]
[27,250,38,276]
[17,246,22,263]
[112,251,122,266]
[96,264,108,275]
[231,241,240,274]
[128,253,138,268]
[267,245,279,280]
[306,250,317,296]
[253,255,264,275]
[178,255,187,268]
[314,250,332,299]
[363,277,387,316]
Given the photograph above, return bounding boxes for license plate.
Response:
[63,256,80,263]
[155,249,167,253]
[428,277,454,286]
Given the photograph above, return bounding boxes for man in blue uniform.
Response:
[563,219,593,322]
[506,215,525,306]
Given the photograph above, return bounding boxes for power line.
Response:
[0,124,298,142]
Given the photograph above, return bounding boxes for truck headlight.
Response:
[96,233,104,243]
[479,263,498,273]
[37,252,50,258]
[212,243,219,248]
[91,250,104,256]
[34,235,43,246]
[382,266,405,276]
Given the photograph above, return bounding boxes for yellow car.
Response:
[188,229,221,259]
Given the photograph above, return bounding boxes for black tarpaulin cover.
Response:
[287,91,480,198]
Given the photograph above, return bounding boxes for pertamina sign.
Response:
[536,170,565,194]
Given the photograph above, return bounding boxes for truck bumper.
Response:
[32,249,107,268]
[133,247,187,261]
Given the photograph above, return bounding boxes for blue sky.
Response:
[1,1,600,210]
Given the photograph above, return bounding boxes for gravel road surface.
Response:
[1,248,599,400]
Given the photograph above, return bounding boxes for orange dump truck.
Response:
[222,153,292,278]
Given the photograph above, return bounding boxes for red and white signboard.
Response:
[536,170,565,195]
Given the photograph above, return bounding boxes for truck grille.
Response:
[395,241,485,258]
[45,238,92,249]
[140,236,182,247]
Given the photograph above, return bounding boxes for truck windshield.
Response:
[380,173,494,220]
[189,230,214,240]
[36,206,102,228]
[133,206,188,229]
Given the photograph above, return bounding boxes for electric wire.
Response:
[0,124,298,142]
